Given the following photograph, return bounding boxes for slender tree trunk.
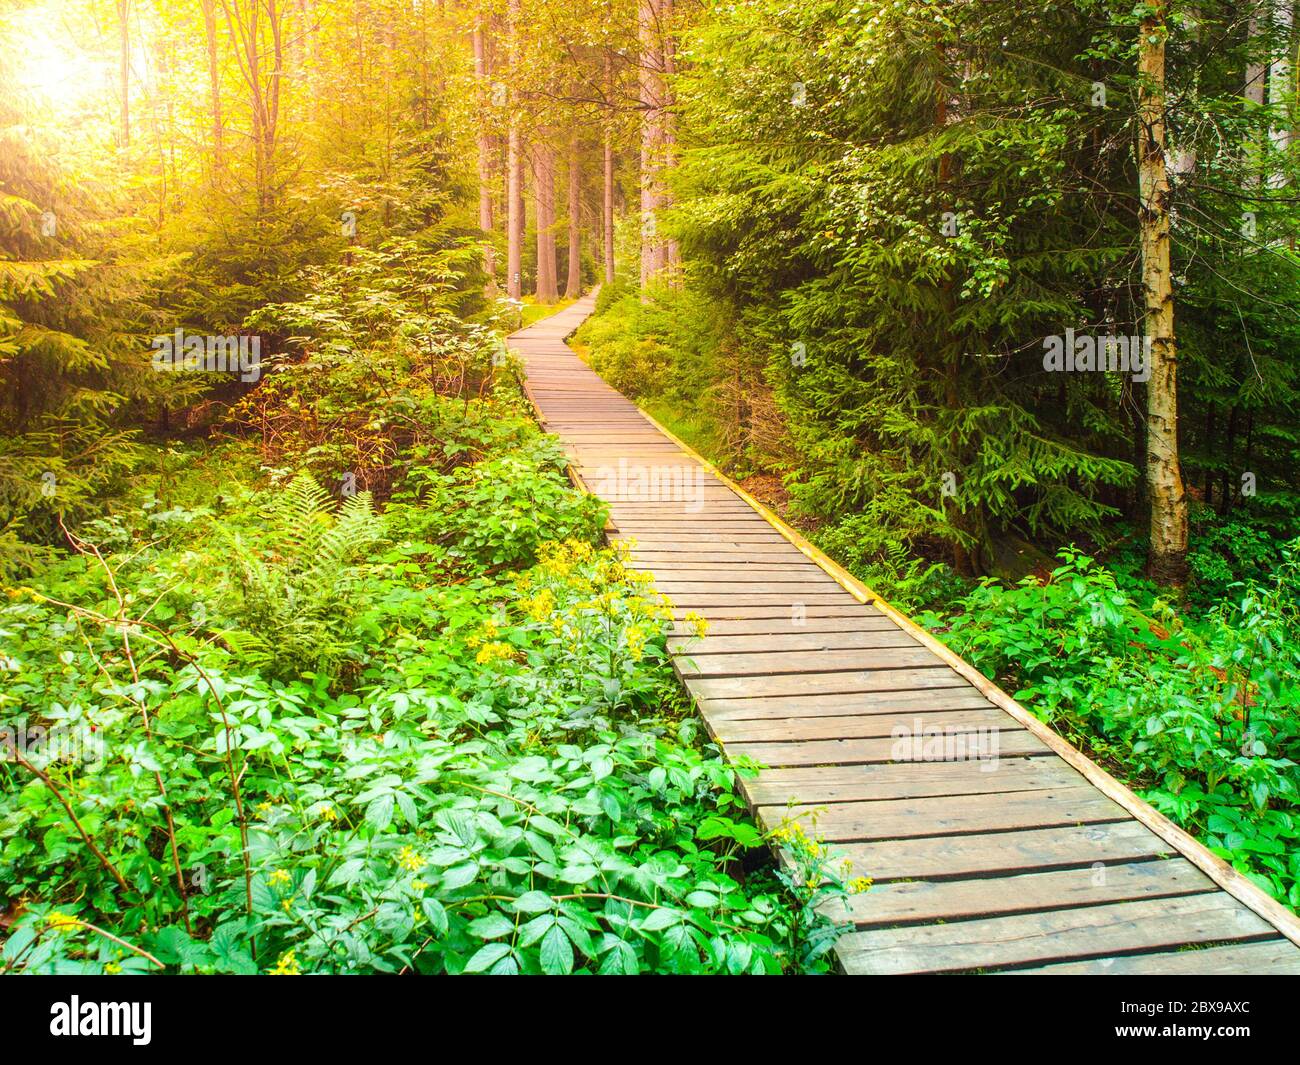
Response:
[661,0,679,277]
[507,128,523,298]
[201,0,223,183]
[603,129,615,284]
[638,0,666,287]
[602,51,616,284]
[1246,5,1268,188]
[534,142,559,302]
[117,0,130,147]
[473,21,496,288]
[565,132,582,298]
[506,0,522,299]
[1138,3,1189,586]
[1270,0,1295,179]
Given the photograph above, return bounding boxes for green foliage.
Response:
[228,474,384,680]
[0,511,850,974]
[924,545,1300,905]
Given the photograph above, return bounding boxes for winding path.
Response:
[509,293,1300,975]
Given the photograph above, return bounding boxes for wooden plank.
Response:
[668,629,921,654]
[1006,939,1300,975]
[712,707,1017,742]
[668,615,899,636]
[826,821,1172,882]
[824,860,1216,927]
[652,580,846,596]
[702,689,995,721]
[726,729,1045,768]
[685,667,965,701]
[758,784,1126,839]
[836,895,1277,975]
[744,756,1084,805]
[677,647,943,677]
[671,605,883,621]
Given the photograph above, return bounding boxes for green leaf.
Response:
[539,924,574,975]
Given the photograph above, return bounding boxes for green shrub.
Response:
[924,546,1300,906]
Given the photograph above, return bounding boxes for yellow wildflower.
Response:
[625,624,647,661]
[684,612,709,639]
[475,640,516,665]
[105,961,123,974]
[848,876,873,894]
[269,950,301,976]
[268,869,292,887]
[411,879,428,892]
[45,912,80,931]
[397,845,424,873]
[524,588,556,622]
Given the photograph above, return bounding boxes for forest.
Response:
[1,0,1298,979]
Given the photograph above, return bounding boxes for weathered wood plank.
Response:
[744,756,1084,805]
[685,667,966,701]
[825,860,1215,927]
[836,895,1277,975]
[757,784,1125,839]
[827,821,1172,882]
[668,615,900,636]
[668,629,921,654]
[677,647,944,677]
[702,688,995,721]
[1005,939,1300,975]
[726,729,1045,768]
[712,707,1017,742]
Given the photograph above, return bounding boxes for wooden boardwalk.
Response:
[510,294,1300,975]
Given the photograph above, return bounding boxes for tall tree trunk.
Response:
[201,0,223,184]
[1138,3,1189,586]
[603,129,615,284]
[565,133,582,298]
[506,0,522,299]
[638,0,666,287]
[661,0,679,277]
[473,21,496,288]
[507,128,523,298]
[534,142,559,302]
[1246,4,1268,188]
[1270,0,1295,178]
[602,52,616,284]
[117,0,130,147]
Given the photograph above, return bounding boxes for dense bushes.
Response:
[921,546,1300,906]
[0,251,854,974]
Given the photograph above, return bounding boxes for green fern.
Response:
[229,473,384,679]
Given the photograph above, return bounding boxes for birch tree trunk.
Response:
[1138,3,1189,586]
[565,133,582,298]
